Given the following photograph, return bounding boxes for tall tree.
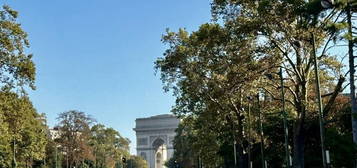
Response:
[211,1,346,167]
[0,90,47,167]
[90,124,130,168]
[156,23,265,167]
[56,110,94,168]
[157,0,348,167]
[0,104,10,168]
[0,4,40,167]
[0,5,35,90]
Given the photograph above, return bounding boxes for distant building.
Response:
[49,126,60,140]
[133,114,180,168]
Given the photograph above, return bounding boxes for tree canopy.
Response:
[157,0,356,167]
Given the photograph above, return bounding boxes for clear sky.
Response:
[1,0,212,153]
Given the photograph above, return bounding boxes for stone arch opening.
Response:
[153,138,166,168]
[152,138,165,149]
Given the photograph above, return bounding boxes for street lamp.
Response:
[256,93,265,168]
[233,139,237,167]
[279,67,291,168]
[312,32,328,168]
[311,1,338,167]
[12,138,17,168]
[265,67,291,167]
[321,0,357,165]
[247,96,253,168]
[55,145,58,168]
[226,113,237,167]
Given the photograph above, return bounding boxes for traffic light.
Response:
[122,157,126,163]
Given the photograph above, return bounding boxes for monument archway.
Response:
[134,114,180,168]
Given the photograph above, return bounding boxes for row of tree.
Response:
[44,110,147,168]
[157,0,357,167]
[0,5,147,168]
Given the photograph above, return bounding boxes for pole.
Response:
[66,150,69,168]
[198,155,201,168]
[12,138,17,168]
[280,67,290,167]
[257,93,265,168]
[248,102,251,167]
[233,140,237,167]
[312,32,327,168]
[347,1,357,166]
[55,146,58,168]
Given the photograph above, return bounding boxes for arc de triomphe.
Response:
[134,114,179,168]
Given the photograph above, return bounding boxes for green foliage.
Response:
[157,0,352,167]
[0,91,47,168]
[52,111,131,168]
[90,124,130,168]
[169,118,202,168]
[126,155,148,168]
[0,5,35,90]
[0,4,44,167]
[0,101,10,168]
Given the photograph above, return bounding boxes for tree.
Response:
[157,0,349,167]
[0,102,10,168]
[210,1,346,167]
[126,156,148,168]
[156,23,265,167]
[0,5,36,91]
[90,124,130,168]
[0,4,42,168]
[56,110,95,168]
[0,90,47,167]
[43,135,63,168]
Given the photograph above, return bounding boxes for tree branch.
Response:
[323,76,346,117]
[260,87,295,106]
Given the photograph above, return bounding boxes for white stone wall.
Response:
[134,114,179,168]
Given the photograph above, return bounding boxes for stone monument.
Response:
[134,114,180,168]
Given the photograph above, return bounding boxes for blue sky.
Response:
[1,0,211,153]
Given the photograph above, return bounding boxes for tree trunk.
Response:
[236,144,244,168]
[293,120,305,168]
[236,107,245,168]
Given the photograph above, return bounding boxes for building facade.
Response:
[134,114,180,168]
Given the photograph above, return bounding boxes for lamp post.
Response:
[321,0,356,165]
[264,68,290,167]
[55,145,58,168]
[233,139,237,167]
[246,96,253,168]
[12,138,17,168]
[312,32,328,168]
[279,67,291,168]
[257,93,265,168]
